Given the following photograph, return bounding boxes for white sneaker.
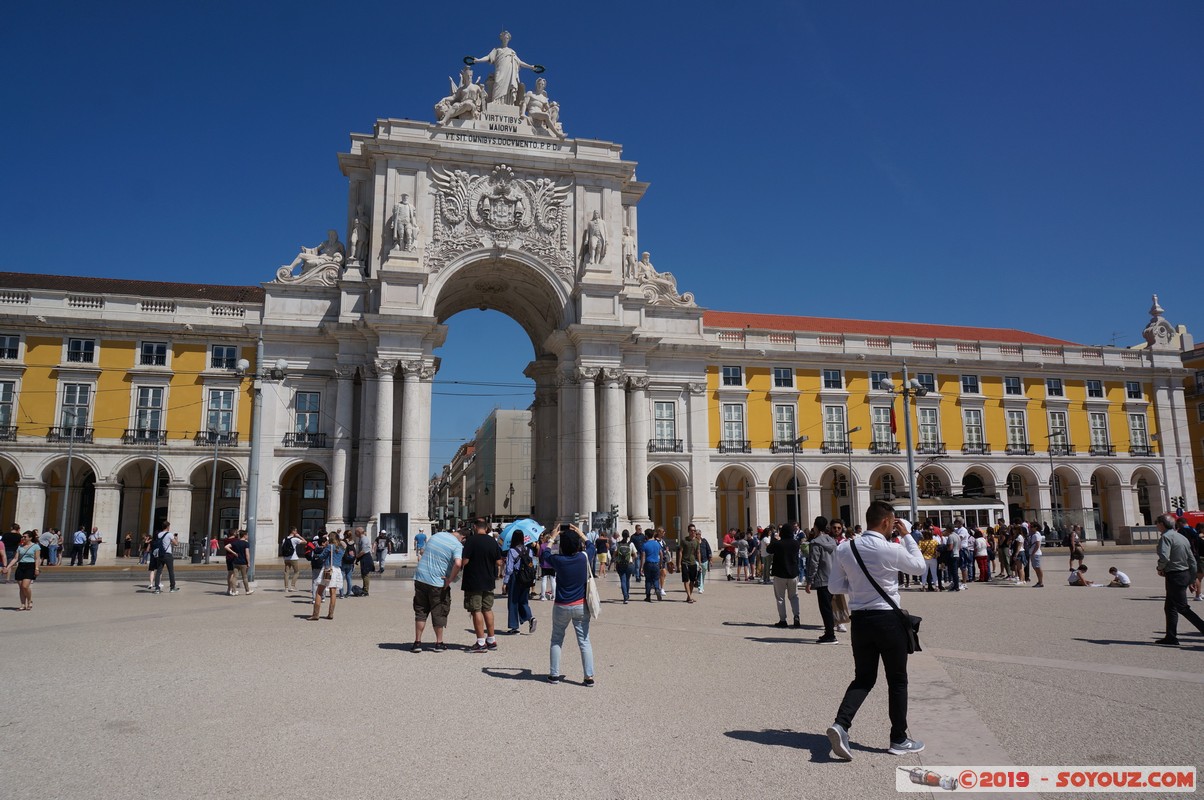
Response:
[836,623,848,633]
[246,589,254,595]
[697,587,704,593]
[230,590,238,596]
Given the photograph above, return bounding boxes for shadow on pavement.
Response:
[745,636,808,645]
[1074,637,1204,651]
[721,621,778,628]
[724,729,839,760]
[482,667,544,682]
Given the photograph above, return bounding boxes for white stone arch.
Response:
[714,463,756,532]
[647,462,690,536]
[960,463,1000,498]
[1088,464,1127,539]
[869,464,907,500]
[185,457,246,484]
[915,461,955,496]
[110,453,178,485]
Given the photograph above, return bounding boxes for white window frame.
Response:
[204,387,236,434]
[960,374,980,395]
[1128,413,1149,448]
[1088,411,1109,447]
[1003,376,1023,396]
[133,386,165,433]
[1047,410,1068,444]
[917,407,939,445]
[138,340,169,367]
[870,371,889,391]
[295,391,321,434]
[653,401,676,442]
[822,369,843,390]
[823,404,847,445]
[871,406,893,445]
[64,337,97,364]
[1085,379,1104,398]
[772,367,794,388]
[0,334,19,361]
[963,408,984,446]
[1124,381,1142,400]
[915,372,936,393]
[721,403,745,444]
[721,366,743,387]
[59,382,93,431]
[0,379,15,429]
[773,403,796,445]
[1006,410,1028,446]
[211,344,239,370]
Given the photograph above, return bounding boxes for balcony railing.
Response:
[648,438,683,453]
[718,439,751,454]
[1089,443,1115,456]
[961,443,991,455]
[871,440,900,454]
[770,439,803,454]
[1006,442,1035,456]
[194,430,239,446]
[122,428,166,445]
[916,441,946,455]
[0,347,17,360]
[211,357,237,369]
[1048,443,1075,456]
[821,440,852,454]
[65,351,94,363]
[1129,444,1155,457]
[139,354,167,366]
[0,425,15,441]
[284,431,328,448]
[47,426,93,443]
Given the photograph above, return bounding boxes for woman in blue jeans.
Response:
[547,526,595,686]
[502,529,538,634]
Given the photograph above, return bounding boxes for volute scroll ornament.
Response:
[373,358,399,376]
[333,365,358,381]
[575,366,601,383]
[601,367,625,386]
[686,382,707,396]
[627,376,651,391]
[633,251,695,308]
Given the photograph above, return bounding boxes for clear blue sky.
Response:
[3,1,1201,475]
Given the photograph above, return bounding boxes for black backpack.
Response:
[279,537,295,558]
[516,547,537,588]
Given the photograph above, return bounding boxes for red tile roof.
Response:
[703,310,1076,346]
[0,272,264,304]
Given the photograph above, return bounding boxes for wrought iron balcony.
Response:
[1048,443,1074,456]
[916,441,946,455]
[65,351,94,363]
[1006,442,1035,456]
[47,426,93,443]
[821,440,852,454]
[648,438,683,453]
[718,439,751,454]
[0,346,17,360]
[1089,443,1115,456]
[194,430,239,446]
[771,439,804,454]
[961,443,991,455]
[1129,444,1155,457]
[139,354,167,366]
[0,425,15,441]
[284,431,328,448]
[870,440,900,455]
[122,428,166,445]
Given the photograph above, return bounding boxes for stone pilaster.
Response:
[598,368,627,520]
[327,365,357,528]
[577,366,600,518]
[626,376,651,528]
[371,358,398,530]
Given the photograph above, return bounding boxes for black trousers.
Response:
[834,609,910,744]
[154,555,176,590]
[1164,569,1204,639]
[816,585,835,636]
[945,554,960,590]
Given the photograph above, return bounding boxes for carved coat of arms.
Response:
[425,164,573,276]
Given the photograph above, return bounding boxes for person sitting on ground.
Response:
[1107,566,1131,588]
[1067,565,1096,587]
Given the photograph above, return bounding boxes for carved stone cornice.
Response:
[627,376,651,391]
[686,382,707,396]
[576,366,600,382]
[373,358,399,377]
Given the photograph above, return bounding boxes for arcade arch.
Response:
[715,465,755,533]
[648,464,688,538]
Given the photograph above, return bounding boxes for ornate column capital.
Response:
[627,375,651,391]
[333,365,358,381]
[534,387,559,407]
[600,367,625,386]
[555,370,578,388]
[373,358,399,377]
[400,360,438,380]
[686,382,707,395]
[576,365,601,383]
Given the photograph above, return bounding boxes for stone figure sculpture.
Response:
[634,251,696,307]
[434,66,486,125]
[391,194,418,252]
[621,226,636,280]
[520,77,566,139]
[584,211,607,265]
[470,30,542,105]
[349,205,369,264]
[276,230,346,286]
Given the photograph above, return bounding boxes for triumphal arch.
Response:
[266,31,713,538]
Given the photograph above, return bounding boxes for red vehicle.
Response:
[1178,511,1204,529]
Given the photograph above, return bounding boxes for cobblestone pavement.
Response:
[2,552,1199,800]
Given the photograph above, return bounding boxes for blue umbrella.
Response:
[501,518,544,550]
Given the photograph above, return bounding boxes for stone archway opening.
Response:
[715,466,754,533]
[189,460,243,552]
[0,455,18,530]
[115,459,170,559]
[280,463,330,541]
[41,457,96,538]
[768,465,804,526]
[648,464,687,539]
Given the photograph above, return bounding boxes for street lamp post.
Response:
[790,434,810,525]
[847,426,861,526]
[204,425,221,565]
[236,343,287,583]
[1047,430,1065,530]
[880,361,929,525]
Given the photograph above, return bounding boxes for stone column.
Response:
[532,383,559,523]
[556,370,579,521]
[355,376,375,524]
[90,480,122,564]
[598,368,627,519]
[804,486,823,527]
[685,382,715,530]
[15,479,46,532]
[166,482,193,538]
[751,485,771,532]
[1076,484,1097,539]
[626,377,651,528]
[371,358,398,531]
[577,366,600,518]
[399,360,436,538]
[327,366,356,528]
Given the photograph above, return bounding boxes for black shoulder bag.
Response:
[849,539,923,654]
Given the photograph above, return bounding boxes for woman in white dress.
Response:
[308,533,344,620]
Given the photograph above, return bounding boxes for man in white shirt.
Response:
[955,520,972,583]
[1027,527,1045,587]
[88,527,103,565]
[1107,567,1131,587]
[825,500,927,761]
[282,527,305,592]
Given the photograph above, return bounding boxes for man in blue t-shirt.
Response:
[414,529,428,557]
[641,533,664,602]
[412,529,463,652]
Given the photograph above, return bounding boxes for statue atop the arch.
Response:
[434,65,486,125]
[469,30,543,106]
[520,77,566,139]
[276,230,345,286]
[349,205,369,265]
[621,226,636,280]
[633,251,696,308]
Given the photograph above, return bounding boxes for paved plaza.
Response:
[3,550,1201,800]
